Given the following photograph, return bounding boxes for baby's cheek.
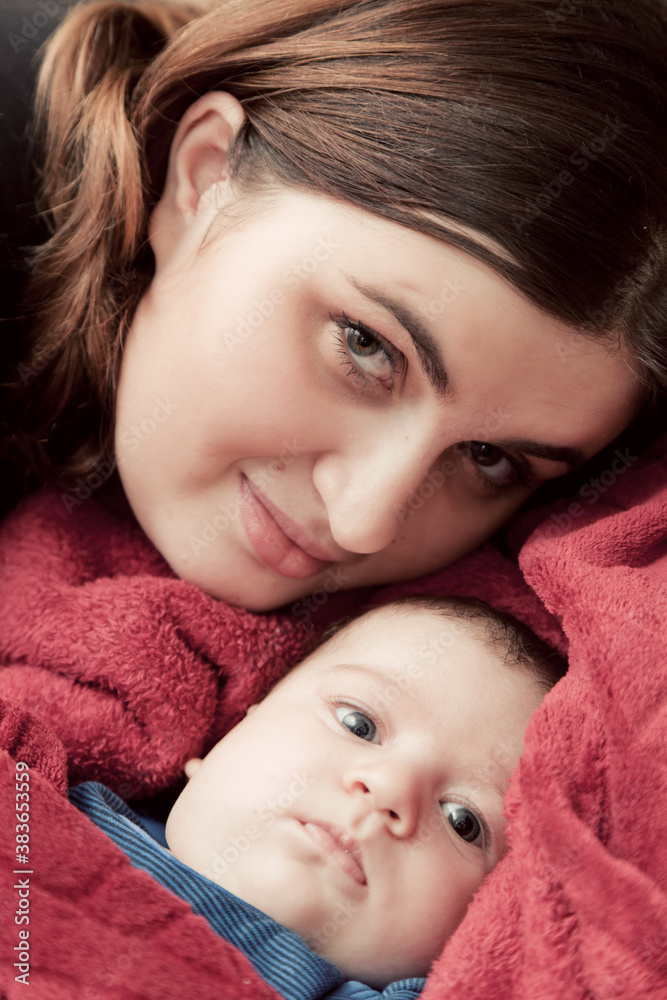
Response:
[414,844,487,938]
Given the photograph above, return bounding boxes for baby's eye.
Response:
[441,802,483,846]
[334,706,378,742]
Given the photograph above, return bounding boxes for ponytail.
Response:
[7,1,196,486]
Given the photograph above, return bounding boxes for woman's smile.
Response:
[239,474,338,579]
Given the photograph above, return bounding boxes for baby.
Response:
[70,597,565,996]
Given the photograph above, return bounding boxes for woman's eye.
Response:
[331,313,403,388]
[459,441,531,494]
[334,706,378,742]
[465,441,513,479]
[441,802,484,846]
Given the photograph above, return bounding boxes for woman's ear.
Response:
[149,91,246,271]
[184,757,204,780]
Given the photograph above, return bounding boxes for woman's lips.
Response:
[302,821,367,885]
[239,475,334,579]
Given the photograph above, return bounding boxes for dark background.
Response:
[0,0,67,518]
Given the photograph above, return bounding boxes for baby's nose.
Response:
[346,762,422,839]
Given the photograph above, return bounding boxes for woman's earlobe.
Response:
[149,91,246,268]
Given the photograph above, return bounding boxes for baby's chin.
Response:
[164,824,434,985]
[307,932,432,988]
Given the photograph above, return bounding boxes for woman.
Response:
[2,0,666,611]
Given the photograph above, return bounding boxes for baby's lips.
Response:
[302,821,367,885]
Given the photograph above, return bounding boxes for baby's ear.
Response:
[184,757,203,780]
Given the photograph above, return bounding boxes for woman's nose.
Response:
[313,417,446,554]
[344,759,422,840]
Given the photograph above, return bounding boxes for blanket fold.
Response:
[0,436,666,998]
[422,438,667,999]
[0,737,283,999]
[0,489,309,792]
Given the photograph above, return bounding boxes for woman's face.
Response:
[116,187,639,611]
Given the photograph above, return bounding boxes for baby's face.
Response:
[166,606,545,986]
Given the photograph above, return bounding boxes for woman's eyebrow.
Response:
[345,276,451,397]
[346,278,585,468]
[494,438,584,468]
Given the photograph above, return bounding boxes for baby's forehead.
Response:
[287,603,543,742]
[328,603,477,654]
[303,603,502,684]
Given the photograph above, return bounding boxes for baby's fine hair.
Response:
[7,0,667,489]
[319,595,568,693]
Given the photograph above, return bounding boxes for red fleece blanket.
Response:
[0,436,666,999]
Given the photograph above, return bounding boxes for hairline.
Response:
[312,596,565,694]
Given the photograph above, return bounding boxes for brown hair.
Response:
[5,0,667,491]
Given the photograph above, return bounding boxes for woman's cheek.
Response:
[389,476,525,568]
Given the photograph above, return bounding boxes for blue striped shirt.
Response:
[69,783,424,1000]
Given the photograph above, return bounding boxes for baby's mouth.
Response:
[301,821,367,885]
